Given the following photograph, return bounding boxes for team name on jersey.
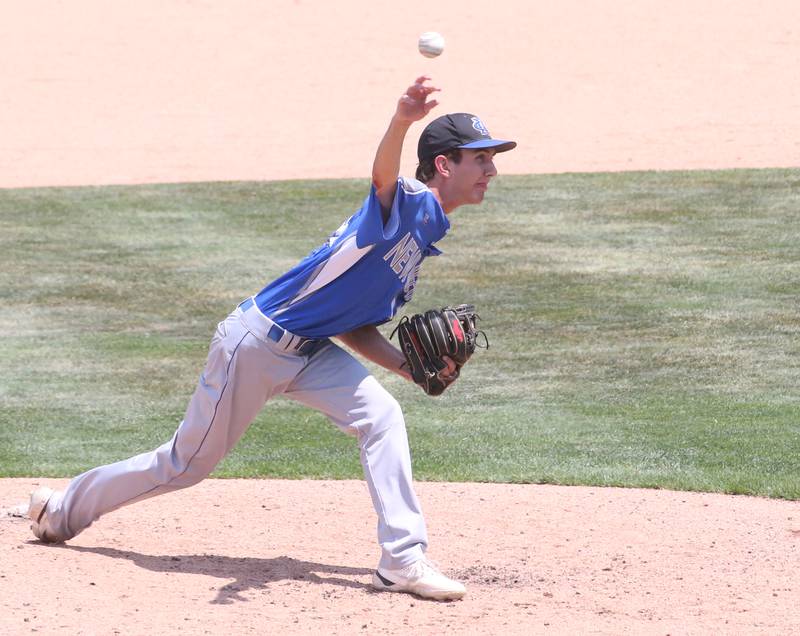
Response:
[384,232,423,300]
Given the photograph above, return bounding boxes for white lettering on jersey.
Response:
[384,232,420,275]
[403,264,421,301]
[384,232,424,301]
[399,248,423,283]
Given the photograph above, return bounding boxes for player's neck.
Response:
[426,185,458,215]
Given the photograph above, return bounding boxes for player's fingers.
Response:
[423,99,439,114]
[441,356,457,375]
[409,85,440,101]
[410,77,436,94]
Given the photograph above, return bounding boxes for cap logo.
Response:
[471,116,490,137]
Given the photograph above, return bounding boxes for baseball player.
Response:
[28,76,516,601]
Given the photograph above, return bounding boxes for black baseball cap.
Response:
[417,113,517,162]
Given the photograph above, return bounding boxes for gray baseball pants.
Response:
[42,300,428,569]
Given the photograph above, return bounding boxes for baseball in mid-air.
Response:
[418,31,445,58]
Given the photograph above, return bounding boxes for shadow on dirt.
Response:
[60,544,373,604]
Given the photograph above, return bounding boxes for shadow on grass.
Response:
[55,544,374,603]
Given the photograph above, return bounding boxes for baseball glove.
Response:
[391,304,488,396]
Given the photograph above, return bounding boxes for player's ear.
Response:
[434,154,451,178]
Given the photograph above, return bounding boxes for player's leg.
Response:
[284,341,465,599]
[34,310,304,542]
[283,341,429,570]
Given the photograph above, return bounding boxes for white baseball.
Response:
[418,32,445,58]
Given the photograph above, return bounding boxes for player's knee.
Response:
[176,448,227,486]
[359,390,405,439]
[379,393,404,428]
[152,440,223,488]
[174,462,216,488]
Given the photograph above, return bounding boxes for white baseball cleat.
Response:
[28,486,64,543]
[372,558,466,600]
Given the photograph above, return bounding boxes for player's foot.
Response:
[28,486,64,543]
[372,557,466,600]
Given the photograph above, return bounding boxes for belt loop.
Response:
[267,323,285,344]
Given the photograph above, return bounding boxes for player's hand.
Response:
[437,356,459,382]
[395,76,440,124]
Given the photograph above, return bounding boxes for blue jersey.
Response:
[253,178,450,338]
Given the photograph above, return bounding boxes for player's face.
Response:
[447,149,498,208]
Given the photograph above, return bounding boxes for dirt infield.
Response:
[1,1,798,188]
[2,1,800,634]
[2,479,800,634]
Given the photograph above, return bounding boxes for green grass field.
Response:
[1,169,798,498]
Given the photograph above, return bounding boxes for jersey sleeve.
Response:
[355,182,399,249]
[356,177,448,250]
